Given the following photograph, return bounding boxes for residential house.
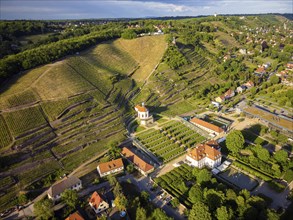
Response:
[215,95,225,103]
[224,89,235,99]
[48,176,82,201]
[286,62,293,69]
[205,140,221,151]
[89,191,109,214]
[239,49,247,55]
[190,118,224,136]
[244,81,254,88]
[97,158,124,177]
[65,212,85,220]
[254,66,266,75]
[236,85,247,93]
[186,142,222,169]
[121,147,154,176]
[134,103,154,126]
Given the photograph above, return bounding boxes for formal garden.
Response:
[155,164,279,220]
[135,120,206,162]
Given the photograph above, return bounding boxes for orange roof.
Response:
[65,212,84,220]
[190,118,224,134]
[89,191,104,209]
[98,158,124,174]
[205,140,220,149]
[135,105,148,112]
[188,143,221,161]
[224,89,233,97]
[255,67,266,73]
[121,147,154,173]
[205,145,221,160]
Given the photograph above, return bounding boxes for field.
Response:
[136,120,205,162]
[114,35,167,81]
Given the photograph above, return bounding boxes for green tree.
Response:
[18,193,28,205]
[170,197,180,208]
[107,175,118,186]
[189,201,212,220]
[126,164,134,173]
[61,189,79,208]
[254,145,270,161]
[121,29,137,39]
[151,208,172,220]
[196,169,212,185]
[216,206,233,220]
[113,182,122,197]
[114,194,128,211]
[204,189,225,211]
[140,191,150,205]
[34,199,54,220]
[136,206,147,219]
[226,130,245,153]
[267,209,280,220]
[274,150,288,163]
[188,185,203,203]
[270,75,280,85]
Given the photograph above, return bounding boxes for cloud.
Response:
[0,0,292,20]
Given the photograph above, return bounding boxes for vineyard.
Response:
[0,116,12,149]
[136,120,205,162]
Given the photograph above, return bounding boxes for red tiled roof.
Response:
[205,140,220,149]
[255,67,266,73]
[135,105,148,112]
[188,143,221,161]
[89,191,104,209]
[121,147,154,173]
[98,158,124,174]
[65,212,84,220]
[190,118,224,134]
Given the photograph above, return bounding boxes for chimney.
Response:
[142,102,145,107]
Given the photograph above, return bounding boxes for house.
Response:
[186,143,222,169]
[215,95,225,103]
[244,81,254,88]
[223,54,230,62]
[190,118,224,136]
[134,103,154,126]
[205,140,221,151]
[65,211,85,220]
[286,62,293,69]
[224,89,235,99]
[236,85,247,93]
[239,49,247,55]
[255,66,266,75]
[121,147,154,176]
[48,176,82,201]
[89,191,109,214]
[97,158,124,177]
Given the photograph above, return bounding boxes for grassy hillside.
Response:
[0,35,166,211]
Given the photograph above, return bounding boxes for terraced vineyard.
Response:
[136,120,205,162]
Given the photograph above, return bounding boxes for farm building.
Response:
[89,191,109,214]
[97,158,124,177]
[48,176,82,201]
[190,118,224,136]
[134,103,154,126]
[121,147,154,176]
[186,142,222,169]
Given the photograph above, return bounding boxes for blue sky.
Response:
[0,0,292,20]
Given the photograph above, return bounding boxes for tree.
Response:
[274,150,288,163]
[113,182,122,197]
[151,208,172,220]
[107,175,118,186]
[216,206,233,220]
[226,130,245,153]
[108,145,121,160]
[136,206,147,219]
[254,145,270,161]
[34,199,54,220]
[204,189,225,211]
[189,201,212,220]
[114,194,128,211]
[61,189,79,208]
[126,164,134,173]
[121,29,137,39]
[267,209,280,220]
[270,75,280,85]
[170,197,180,208]
[195,169,212,185]
[18,193,28,205]
[140,191,150,205]
[188,185,203,203]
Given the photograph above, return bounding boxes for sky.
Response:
[0,0,292,20]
